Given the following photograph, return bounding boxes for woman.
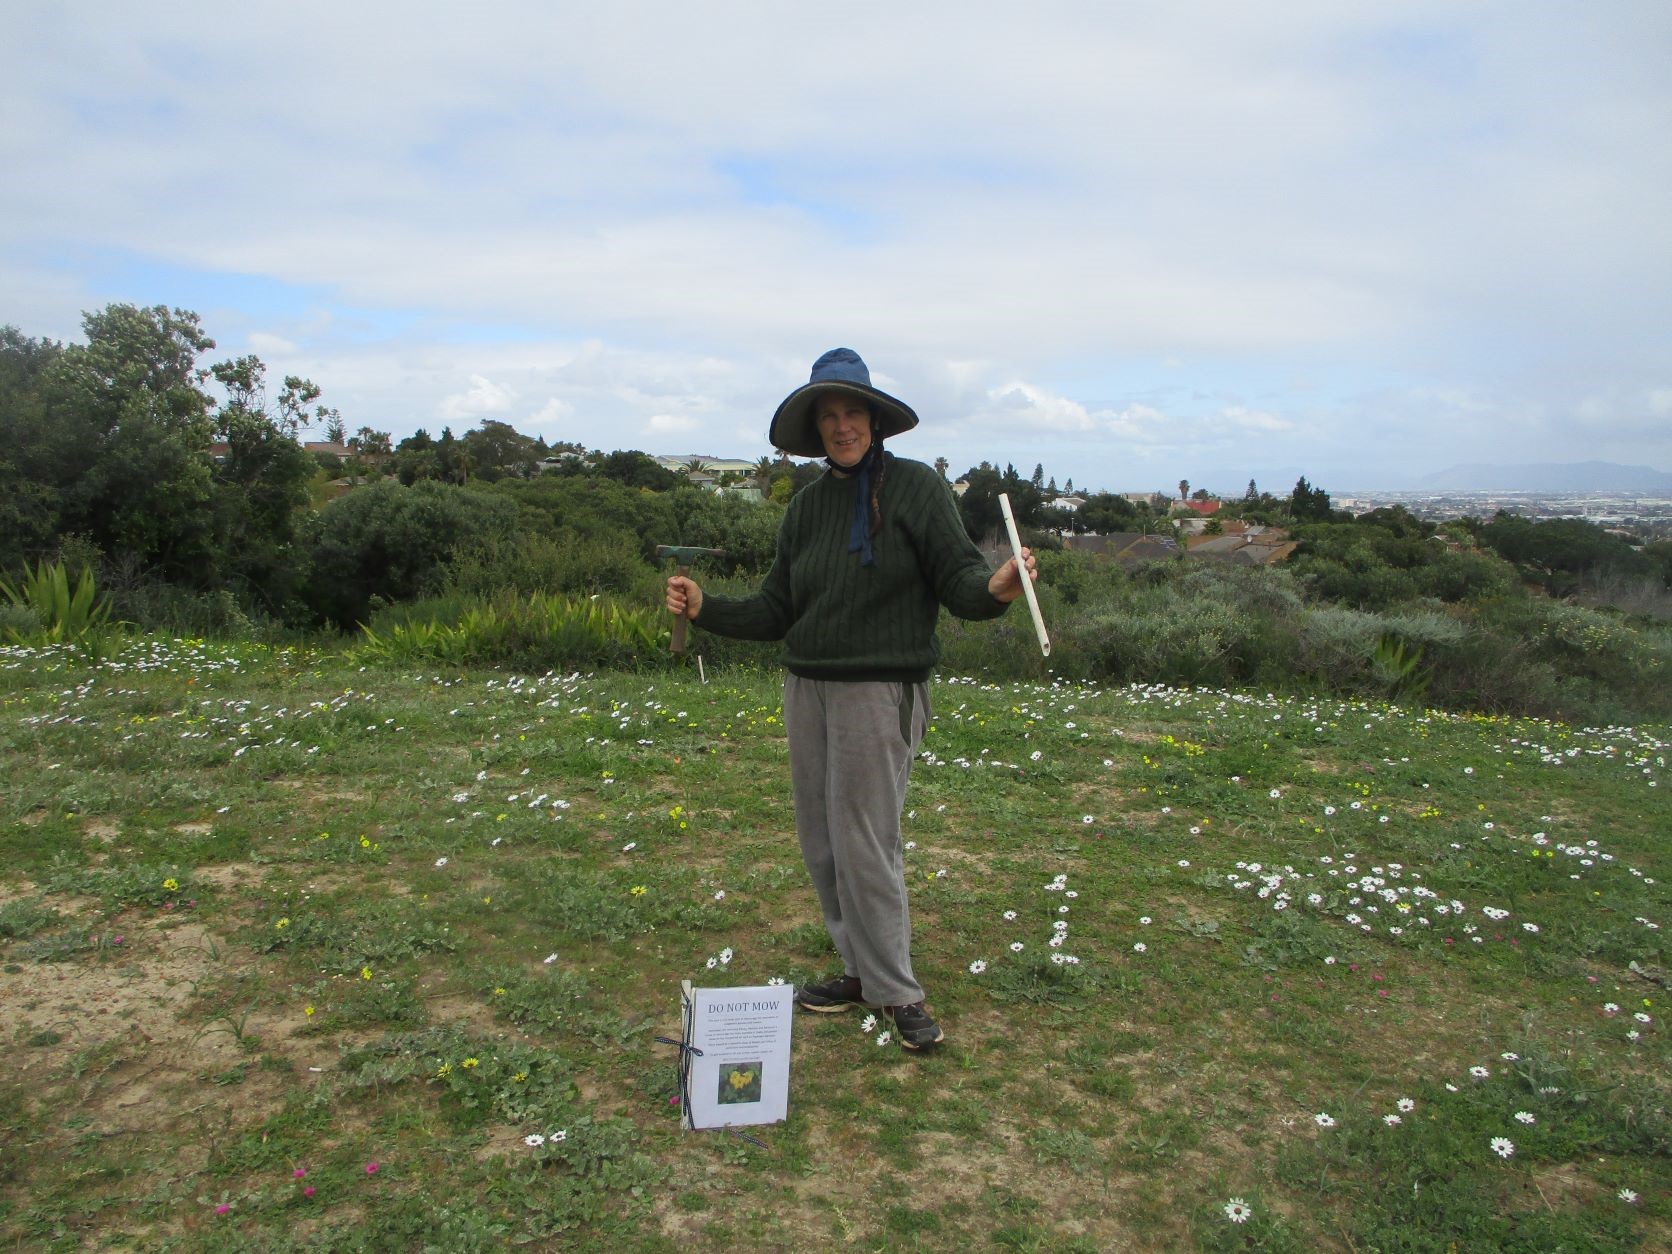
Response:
[665,348,1037,1050]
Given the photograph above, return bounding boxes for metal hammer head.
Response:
[655,544,729,564]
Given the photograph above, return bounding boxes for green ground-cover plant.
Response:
[356,590,667,671]
[0,637,1665,1250]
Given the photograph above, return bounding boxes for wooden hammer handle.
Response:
[671,564,690,654]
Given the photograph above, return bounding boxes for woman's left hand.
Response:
[989,547,1039,603]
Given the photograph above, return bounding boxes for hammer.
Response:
[655,544,728,653]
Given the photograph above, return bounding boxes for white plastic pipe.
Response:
[999,492,1050,657]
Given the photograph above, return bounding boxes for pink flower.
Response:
[303,1186,316,1198]
[365,1161,379,1175]
[215,1204,230,1215]
[293,1168,306,1179]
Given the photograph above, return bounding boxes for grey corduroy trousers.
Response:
[783,674,931,1009]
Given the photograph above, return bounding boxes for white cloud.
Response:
[645,413,699,435]
[439,374,517,420]
[246,331,297,356]
[3,2,1669,486]
[1221,406,1294,433]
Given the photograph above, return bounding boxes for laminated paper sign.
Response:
[678,981,794,1131]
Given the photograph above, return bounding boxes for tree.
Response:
[0,326,69,569]
[460,419,540,482]
[204,354,321,610]
[325,414,347,445]
[1074,492,1138,535]
[1244,478,1259,502]
[956,462,1043,543]
[1178,479,1190,501]
[49,304,219,579]
[595,450,678,491]
[1477,513,1650,593]
[345,426,393,484]
[933,456,949,481]
[1031,463,1045,490]
[1289,475,1333,523]
[435,427,469,485]
[393,429,439,485]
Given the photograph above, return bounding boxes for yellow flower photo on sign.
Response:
[717,1061,763,1106]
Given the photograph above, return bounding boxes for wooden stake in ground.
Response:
[999,492,1050,656]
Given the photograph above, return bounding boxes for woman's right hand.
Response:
[665,575,703,621]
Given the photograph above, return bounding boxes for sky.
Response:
[4,2,1670,494]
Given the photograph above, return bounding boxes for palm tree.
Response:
[1178,478,1190,501]
[934,456,949,481]
[679,457,709,477]
[753,455,775,492]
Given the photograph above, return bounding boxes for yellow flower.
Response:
[361,966,373,980]
[162,878,179,892]
[462,1057,479,1069]
[513,1071,528,1083]
[630,885,647,897]
[304,1005,315,1017]
[493,987,506,997]
[482,896,491,905]
[276,918,290,930]
[729,1069,755,1090]
[360,835,372,848]
[436,1062,453,1079]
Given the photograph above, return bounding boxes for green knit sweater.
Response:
[694,454,1010,681]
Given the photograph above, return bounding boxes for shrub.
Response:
[441,528,655,602]
[308,480,523,627]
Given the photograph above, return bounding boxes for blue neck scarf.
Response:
[831,446,880,566]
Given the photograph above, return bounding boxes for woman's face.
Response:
[814,393,873,471]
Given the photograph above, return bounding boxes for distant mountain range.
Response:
[1412,461,1672,493]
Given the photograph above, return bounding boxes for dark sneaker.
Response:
[797,974,865,1013]
[885,1001,945,1050]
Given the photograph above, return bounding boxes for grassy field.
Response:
[0,637,1667,1251]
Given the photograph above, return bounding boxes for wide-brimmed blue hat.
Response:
[768,348,919,458]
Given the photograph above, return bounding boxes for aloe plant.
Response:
[0,560,117,646]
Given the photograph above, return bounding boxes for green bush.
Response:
[308,480,523,627]
[441,528,655,602]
